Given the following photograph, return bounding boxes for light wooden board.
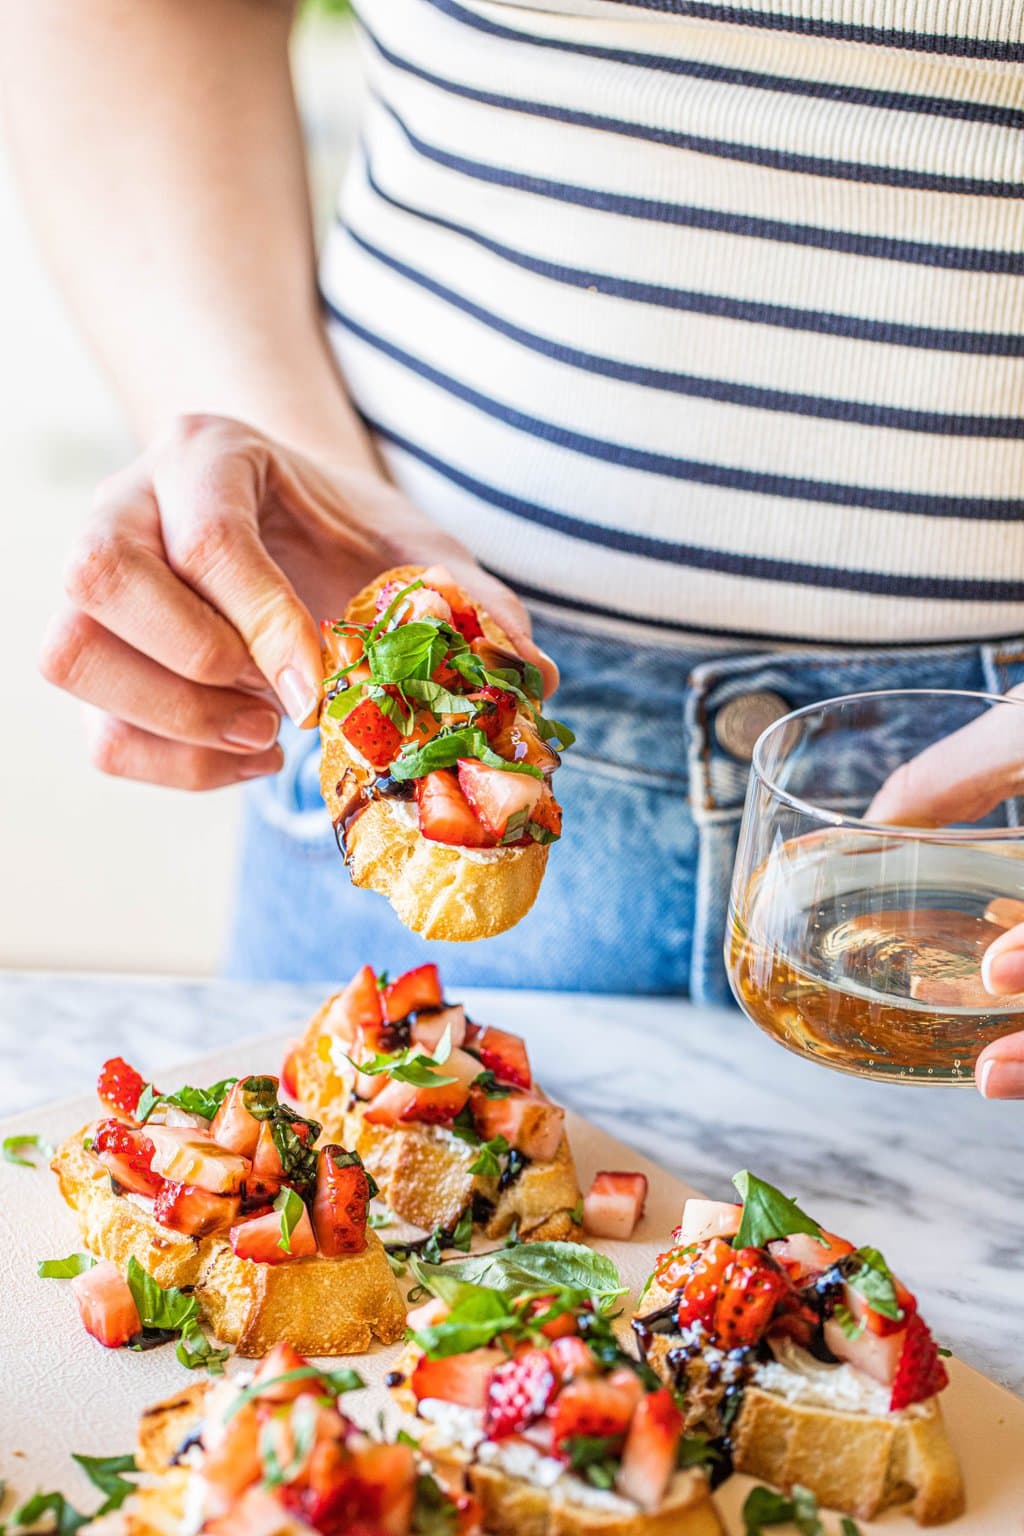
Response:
[1,1033,1020,1533]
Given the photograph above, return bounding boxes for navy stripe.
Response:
[600,2,1024,61]
[328,301,1024,519]
[362,19,1024,197]
[422,0,1024,132]
[366,415,1024,601]
[336,223,1024,439]
[374,93,1024,274]
[357,157,1024,357]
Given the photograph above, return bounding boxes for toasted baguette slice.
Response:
[291,997,582,1240]
[320,564,549,942]
[636,1275,964,1526]
[52,1130,407,1356]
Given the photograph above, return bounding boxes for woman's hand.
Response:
[865,690,1024,1098]
[40,414,556,791]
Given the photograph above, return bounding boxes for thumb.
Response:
[442,558,560,698]
[866,692,1024,827]
[155,425,324,726]
[975,1026,1024,1099]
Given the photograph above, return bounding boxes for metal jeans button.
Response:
[714,690,791,761]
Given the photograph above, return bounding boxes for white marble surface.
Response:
[1,971,1021,1396]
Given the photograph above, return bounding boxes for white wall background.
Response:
[0,17,362,973]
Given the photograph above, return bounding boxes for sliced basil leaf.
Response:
[401,679,479,716]
[741,1484,823,1536]
[413,1471,460,1536]
[137,1077,237,1125]
[451,1205,474,1252]
[14,1490,87,1536]
[325,680,367,721]
[471,1070,511,1100]
[468,1135,509,1179]
[260,1394,318,1489]
[367,578,424,642]
[844,1245,902,1321]
[411,1284,517,1359]
[732,1171,824,1250]
[3,1133,53,1168]
[525,819,559,845]
[125,1257,199,1333]
[367,620,449,684]
[177,1320,230,1373]
[412,1241,625,1305]
[389,726,543,783]
[38,1252,96,1279]
[70,1452,138,1514]
[840,1520,863,1536]
[225,1365,365,1420]
[274,1187,306,1255]
[831,1303,864,1340]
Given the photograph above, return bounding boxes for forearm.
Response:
[0,0,376,471]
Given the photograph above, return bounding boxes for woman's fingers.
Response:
[40,608,281,753]
[152,420,324,725]
[866,689,1024,827]
[981,918,1024,997]
[443,555,560,698]
[975,1030,1024,1099]
[86,713,284,791]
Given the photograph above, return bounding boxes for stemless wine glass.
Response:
[726,689,1024,1084]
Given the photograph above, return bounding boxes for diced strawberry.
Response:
[148,1125,251,1194]
[342,698,403,771]
[411,1005,467,1052]
[229,1204,317,1265]
[491,716,560,775]
[251,1341,318,1401]
[248,1119,311,1201]
[153,1181,240,1237]
[583,1172,648,1241]
[416,770,496,848]
[313,1146,370,1256]
[473,1026,532,1090]
[279,1040,300,1099]
[548,1336,598,1383]
[484,1349,557,1439]
[824,1312,906,1385]
[323,622,372,683]
[550,1376,639,1454]
[336,965,386,1042]
[210,1078,267,1158]
[364,1046,481,1128]
[92,1118,163,1198]
[469,1089,564,1162]
[888,1313,949,1411]
[456,758,542,840]
[670,1238,734,1332]
[713,1248,791,1349]
[199,1404,263,1505]
[526,1295,579,1341]
[856,1276,918,1338]
[411,1349,506,1408]
[677,1199,742,1247]
[348,1443,418,1536]
[616,1389,683,1512]
[768,1228,853,1283]
[417,565,483,641]
[469,686,517,742]
[71,1260,140,1348]
[527,788,562,841]
[383,964,443,1023]
[96,1057,147,1119]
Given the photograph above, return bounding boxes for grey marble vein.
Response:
[1,972,1020,1396]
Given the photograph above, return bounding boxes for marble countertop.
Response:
[2,971,1021,1396]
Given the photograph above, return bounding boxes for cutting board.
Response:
[1,1033,1020,1533]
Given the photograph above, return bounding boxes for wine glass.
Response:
[726,689,1024,1084]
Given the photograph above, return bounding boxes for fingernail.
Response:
[222,706,280,751]
[276,667,319,726]
[981,948,1024,996]
[238,747,284,780]
[977,1057,1024,1099]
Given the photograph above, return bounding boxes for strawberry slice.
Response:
[677,1198,742,1247]
[250,1341,319,1401]
[456,758,542,840]
[469,686,517,741]
[671,1237,734,1333]
[147,1125,251,1194]
[229,1203,317,1265]
[365,1045,481,1128]
[889,1313,949,1410]
[469,1088,565,1162]
[247,1119,312,1201]
[279,1040,301,1099]
[383,964,443,1023]
[484,1348,557,1439]
[210,1077,267,1158]
[416,770,496,848]
[411,1348,506,1408]
[473,1025,531,1089]
[713,1247,790,1349]
[153,1181,240,1237]
[71,1260,141,1348]
[92,1118,163,1198]
[96,1057,147,1119]
[334,964,386,1043]
[616,1389,683,1512]
[342,698,403,771]
[550,1375,639,1454]
[411,1005,468,1053]
[527,788,562,841]
[548,1336,599,1383]
[583,1172,648,1241]
[313,1146,370,1256]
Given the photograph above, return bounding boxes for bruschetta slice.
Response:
[390,1279,724,1536]
[319,564,573,941]
[87,1341,479,1535]
[631,1172,964,1525]
[51,1059,406,1357]
[289,963,582,1243]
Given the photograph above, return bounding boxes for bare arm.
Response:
[1,0,375,468]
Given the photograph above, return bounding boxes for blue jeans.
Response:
[225,620,1024,1001]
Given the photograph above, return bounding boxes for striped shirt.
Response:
[320,0,1024,645]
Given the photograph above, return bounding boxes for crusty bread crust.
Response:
[290,1002,582,1240]
[52,1130,407,1357]
[320,564,549,942]
[635,1277,965,1526]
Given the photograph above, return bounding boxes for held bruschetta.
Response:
[288,962,583,1243]
[319,564,573,941]
[51,1059,406,1357]
[631,1172,965,1526]
[88,1341,479,1536]
[390,1281,724,1536]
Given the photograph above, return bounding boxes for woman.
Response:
[3,0,1023,1093]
